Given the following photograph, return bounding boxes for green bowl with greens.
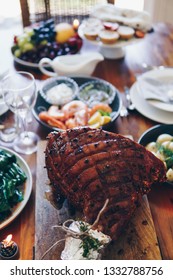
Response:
[0,147,32,229]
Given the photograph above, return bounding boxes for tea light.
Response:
[0,234,19,259]
[73,19,80,32]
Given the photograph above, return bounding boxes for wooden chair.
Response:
[20,0,115,27]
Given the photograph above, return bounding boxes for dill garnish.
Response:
[157,143,173,157]
[79,221,102,258]
[156,143,173,169]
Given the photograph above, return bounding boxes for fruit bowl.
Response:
[11,19,83,68]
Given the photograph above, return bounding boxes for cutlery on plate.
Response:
[124,86,135,110]
[137,77,173,104]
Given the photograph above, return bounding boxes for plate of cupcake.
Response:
[78,4,152,59]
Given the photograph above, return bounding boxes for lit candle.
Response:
[73,19,80,32]
[0,234,19,259]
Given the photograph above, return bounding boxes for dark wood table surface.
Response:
[0,22,173,260]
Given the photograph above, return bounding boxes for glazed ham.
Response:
[45,127,166,240]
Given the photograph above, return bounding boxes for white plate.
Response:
[0,56,9,115]
[130,82,173,124]
[0,69,9,80]
[137,68,173,112]
[0,101,8,116]
[0,147,32,229]
[0,68,9,116]
[0,56,9,80]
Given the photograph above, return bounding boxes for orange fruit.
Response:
[55,22,75,43]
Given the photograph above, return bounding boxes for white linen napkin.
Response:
[137,77,173,103]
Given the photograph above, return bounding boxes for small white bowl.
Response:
[39,76,79,106]
[78,79,116,107]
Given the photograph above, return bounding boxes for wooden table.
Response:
[0,22,173,260]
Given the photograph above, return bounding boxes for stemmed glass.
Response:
[1,71,39,154]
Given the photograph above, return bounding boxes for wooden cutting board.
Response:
[35,141,162,260]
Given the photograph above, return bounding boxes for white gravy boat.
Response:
[38,52,104,77]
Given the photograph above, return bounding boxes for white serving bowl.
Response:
[39,76,79,106]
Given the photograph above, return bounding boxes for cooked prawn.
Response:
[39,111,66,129]
[47,105,66,121]
[65,107,89,128]
[62,100,88,118]
[74,109,89,126]
[47,119,66,130]
[65,118,77,129]
[89,103,112,117]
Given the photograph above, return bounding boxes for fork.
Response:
[120,103,129,117]
[124,86,135,110]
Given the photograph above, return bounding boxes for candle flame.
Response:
[5,234,12,243]
[2,234,13,248]
[73,19,79,29]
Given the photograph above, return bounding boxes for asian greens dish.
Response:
[0,149,27,222]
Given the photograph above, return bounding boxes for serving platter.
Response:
[0,147,32,229]
[33,76,122,131]
[35,141,162,260]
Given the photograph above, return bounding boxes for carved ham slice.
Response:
[45,127,166,240]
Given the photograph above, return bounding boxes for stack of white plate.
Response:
[130,68,173,124]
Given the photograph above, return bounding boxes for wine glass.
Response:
[1,71,39,154]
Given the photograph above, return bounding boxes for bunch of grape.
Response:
[12,19,83,64]
[31,19,56,45]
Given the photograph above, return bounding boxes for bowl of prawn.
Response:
[33,76,121,131]
[138,124,173,185]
